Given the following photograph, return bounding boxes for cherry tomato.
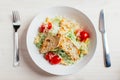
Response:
[50,55,61,65]
[39,24,45,32]
[75,29,89,41]
[45,52,55,61]
[80,31,89,41]
[47,22,52,29]
[45,52,61,65]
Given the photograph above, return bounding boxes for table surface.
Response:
[0,0,120,80]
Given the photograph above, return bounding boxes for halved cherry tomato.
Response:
[75,29,89,42]
[45,52,55,61]
[80,31,89,41]
[47,22,52,29]
[39,22,52,33]
[50,55,61,65]
[45,52,61,65]
[39,24,45,33]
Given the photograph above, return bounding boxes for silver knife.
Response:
[99,9,111,67]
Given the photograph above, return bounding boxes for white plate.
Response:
[26,6,97,75]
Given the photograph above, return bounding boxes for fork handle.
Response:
[13,32,19,66]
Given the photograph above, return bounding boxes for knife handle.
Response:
[102,33,111,67]
[105,54,111,67]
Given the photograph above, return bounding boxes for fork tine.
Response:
[16,11,20,21]
[14,11,18,21]
[12,11,16,22]
[12,11,20,22]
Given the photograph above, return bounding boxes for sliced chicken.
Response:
[40,35,59,54]
[58,36,80,61]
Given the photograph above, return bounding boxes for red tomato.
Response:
[39,24,45,32]
[47,22,52,29]
[80,31,89,41]
[45,52,61,65]
[45,52,55,61]
[75,29,89,41]
[50,55,61,65]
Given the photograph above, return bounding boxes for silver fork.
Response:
[12,11,20,67]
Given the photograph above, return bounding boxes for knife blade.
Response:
[99,9,111,67]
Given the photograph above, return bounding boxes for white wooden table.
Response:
[0,0,120,80]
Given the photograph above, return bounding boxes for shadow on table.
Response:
[19,22,55,77]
